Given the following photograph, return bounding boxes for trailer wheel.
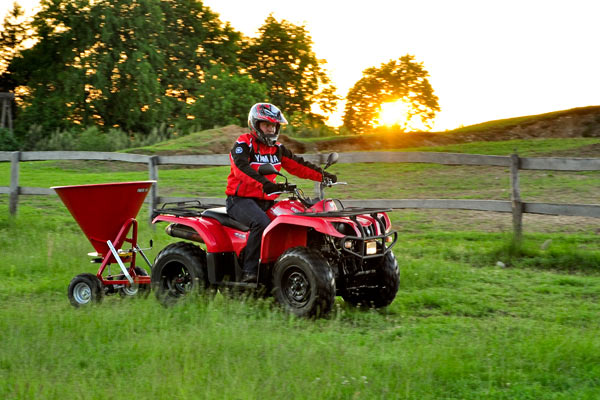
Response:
[151,242,211,306]
[272,247,335,318]
[68,273,103,307]
[342,251,399,308]
[118,267,151,298]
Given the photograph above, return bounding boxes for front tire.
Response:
[342,251,399,308]
[68,273,103,307]
[151,242,210,306]
[272,247,335,318]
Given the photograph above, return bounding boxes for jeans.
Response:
[226,196,273,275]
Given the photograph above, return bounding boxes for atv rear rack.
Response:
[152,200,223,219]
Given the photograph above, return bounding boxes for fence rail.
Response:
[2,150,599,240]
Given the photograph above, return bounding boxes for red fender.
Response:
[152,215,247,254]
[260,215,346,263]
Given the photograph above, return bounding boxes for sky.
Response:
[2,0,600,130]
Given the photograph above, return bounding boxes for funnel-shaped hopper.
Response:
[52,181,155,255]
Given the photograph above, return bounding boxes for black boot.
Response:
[241,271,257,283]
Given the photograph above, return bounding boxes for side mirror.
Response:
[258,163,280,176]
[324,152,339,170]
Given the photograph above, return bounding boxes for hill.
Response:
[128,106,600,155]
[310,106,600,154]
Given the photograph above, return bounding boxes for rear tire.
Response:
[151,242,211,306]
[272,247,335,318]
[342,251,399,308]
[68,273,103,307]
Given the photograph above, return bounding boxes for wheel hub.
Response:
[285,270,310,305]
[73,282,92,304]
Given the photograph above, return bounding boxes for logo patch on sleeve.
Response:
[235,146,243,154]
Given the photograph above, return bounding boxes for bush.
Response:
[41,129,78,150]
[0,128,19,150]
[15,122,183,151]
[283,112,338,138]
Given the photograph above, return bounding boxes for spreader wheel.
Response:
[151,242,211,306]
[272,247,335,318]
[68,273,103,307]
[118,267,151,298]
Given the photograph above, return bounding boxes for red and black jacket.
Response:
[226,132,324,200]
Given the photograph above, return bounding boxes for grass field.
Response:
[1,138,600,399]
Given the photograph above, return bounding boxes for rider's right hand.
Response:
[323,171,337,183]
[263,181,286,194]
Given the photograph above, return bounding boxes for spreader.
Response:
[52,181,156,307]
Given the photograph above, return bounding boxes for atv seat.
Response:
[201,207,250,232]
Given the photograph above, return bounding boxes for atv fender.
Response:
[260,215,344,263]
[153,215,245,254]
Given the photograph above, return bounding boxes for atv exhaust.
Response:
[165,224,203,243]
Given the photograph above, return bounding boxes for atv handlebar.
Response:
[272,179,347,207]
[322,179,347,188]
[268,183,297,195]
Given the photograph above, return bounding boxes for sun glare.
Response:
[376,99,430,131]
[376,100,410,127]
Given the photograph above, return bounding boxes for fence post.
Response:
[9,151,20,216]
[148,156,158,225]
[510,152,523,244]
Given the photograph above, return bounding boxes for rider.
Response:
[226,103,337,283]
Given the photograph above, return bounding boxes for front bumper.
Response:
[339,231,397,259]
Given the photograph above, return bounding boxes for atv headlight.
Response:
[365,240,377,255]
[334,222,355,236]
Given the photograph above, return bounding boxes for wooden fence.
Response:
[2,150,600,240]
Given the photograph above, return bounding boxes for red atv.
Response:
[151,153,399,317]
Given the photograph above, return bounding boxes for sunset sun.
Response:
[376,99,410,127]
[376,99,430,131]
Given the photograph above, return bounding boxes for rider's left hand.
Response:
[323,171,337,183]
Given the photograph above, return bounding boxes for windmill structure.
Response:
[0,92,14,131]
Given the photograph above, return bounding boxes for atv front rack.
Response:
[294,207,392,218]
[152,200,223,219]
[296,206,397,259]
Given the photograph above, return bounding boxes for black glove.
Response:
[323,171,337,183]
[263,181,286,194]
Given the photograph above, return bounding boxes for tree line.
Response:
[0,0,439,150]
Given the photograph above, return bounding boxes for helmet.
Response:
[248,103,288,146]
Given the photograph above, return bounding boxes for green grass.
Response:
[1,137,600,398]
[1,205,600,399]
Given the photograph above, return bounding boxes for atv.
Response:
[150,153,399,317]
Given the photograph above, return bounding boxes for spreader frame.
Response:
[94,217,152,287]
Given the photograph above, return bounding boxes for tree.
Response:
[188,65,267,130]
[343,55,440,134]
[240,15,339,123]
[0,3,30,78]
[8,0,242,137]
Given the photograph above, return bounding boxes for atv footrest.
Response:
[217,281,258,289]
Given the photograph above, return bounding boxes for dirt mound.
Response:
[214,126,312,154]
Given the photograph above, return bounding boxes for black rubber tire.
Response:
[68,273,103,307]
[272,247,335,318]
[118,267,151,298]
[151,242,210,306]
[342,251,399,308]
